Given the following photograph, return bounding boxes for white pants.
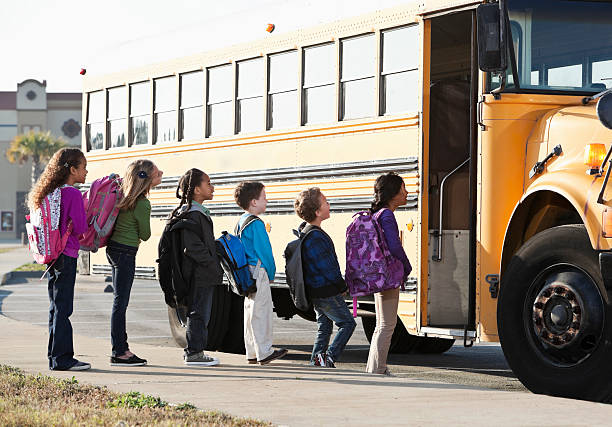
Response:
[244,265,274,361]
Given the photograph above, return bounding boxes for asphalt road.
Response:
[0,272,525,393]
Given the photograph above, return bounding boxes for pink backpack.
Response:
[26,187,72,265]
[345,209,404,316]
[79,173,123,252]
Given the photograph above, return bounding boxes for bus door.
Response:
[423,10,478,337]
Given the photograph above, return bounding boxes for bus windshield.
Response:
[497,0,612,94]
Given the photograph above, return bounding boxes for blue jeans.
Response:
[47,254,78,370]
[310,294,356,363]
[106,241,138,357]
[185,286,215,356]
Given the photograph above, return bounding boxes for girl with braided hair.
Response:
[107,159,163,366]
[171,168,223,366]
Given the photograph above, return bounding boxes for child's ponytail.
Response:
[171,168,205,218]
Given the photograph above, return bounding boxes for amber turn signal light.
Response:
[584,143,606,169]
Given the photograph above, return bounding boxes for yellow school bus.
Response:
[81,0,612,401]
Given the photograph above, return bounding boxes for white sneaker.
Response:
[184,352,219,366]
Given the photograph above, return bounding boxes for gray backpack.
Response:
[283,223,316,312]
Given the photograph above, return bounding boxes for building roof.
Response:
[47,93,81,101]
[0,92,16,110]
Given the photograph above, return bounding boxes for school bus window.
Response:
[86,91,105,151]
[341,34,375,120]
[154,76,177,144]
[381,25,419,115]
[593,59,612,89]
[303,43,336,125]
[130,81,151,145]
[268,51,298,130]
[207,65,233,137]
[237,58,265,134]
[107,86,127,149]
[180,71,204,141]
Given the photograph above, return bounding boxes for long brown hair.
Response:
[27,147,85,211]
[116,159,156,211]
[370,172,404,213]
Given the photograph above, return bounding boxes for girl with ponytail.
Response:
[366,172,412,375]
[107,159,163,367]
[171,168,223,366]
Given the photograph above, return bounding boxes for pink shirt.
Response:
[59,186,87,258]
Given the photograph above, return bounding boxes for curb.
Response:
[0,271,12,286]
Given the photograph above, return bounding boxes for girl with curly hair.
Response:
[28,147,90,371]
[106,159,163,367]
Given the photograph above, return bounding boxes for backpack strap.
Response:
[235,214,261,236]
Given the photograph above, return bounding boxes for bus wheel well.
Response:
[501,191,583,276]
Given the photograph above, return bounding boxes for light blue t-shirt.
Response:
[238,212,276,281]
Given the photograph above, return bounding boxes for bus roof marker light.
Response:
[80,68,86,75]
[266,24,275,33]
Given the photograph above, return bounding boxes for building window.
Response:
[130,82,150,146]
[268,51,298,130]
[381,25,419,115]
[1,211,14,232]
[237,58,265,134]
[207,65,233,137]
[154,76,177,144]
[87,91,105,150]
[303,43,336,125]
[107,86,127,148]
[180,71,204,141]
[341,34,376,120]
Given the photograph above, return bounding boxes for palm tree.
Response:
[5,131,66,186]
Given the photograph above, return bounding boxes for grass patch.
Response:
[0,365,270,426]
[0,247,19,254]
[13,262,46,272]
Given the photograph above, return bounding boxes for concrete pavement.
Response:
[1,315,612,425]
[0,245,31,285]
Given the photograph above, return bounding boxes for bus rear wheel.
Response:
[499,225,612,402]
[361,316,420,354]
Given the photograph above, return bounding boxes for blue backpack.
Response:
[215,215,260,296]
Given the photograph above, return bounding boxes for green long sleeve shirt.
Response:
[110,197,151,248]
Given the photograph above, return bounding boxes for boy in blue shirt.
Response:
[234,181,288,365]
[295,187,356,368]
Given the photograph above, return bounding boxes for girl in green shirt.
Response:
[107,159,163,366]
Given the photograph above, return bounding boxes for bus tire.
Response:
[206,286,231,351]
[413,337,455,354]
[499,224,612,402]
[361,316,419,354]
[219,292,246,354]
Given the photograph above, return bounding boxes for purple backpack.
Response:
[345,208,404,316]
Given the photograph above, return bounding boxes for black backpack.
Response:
[157,213,203,307]
[283,222,316,312]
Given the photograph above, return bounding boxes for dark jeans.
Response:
[185,286,215,356]
[310,294,356,363]
[47,254,78,370]
[106,241,138,357]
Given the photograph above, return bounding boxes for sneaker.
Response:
[247,358,258,364]
[184,352,219,366]
[382,367,394,377]
[110,354,147,367]
[67,361,91,371]
[324,355,336,368]
[312,353,326,367]
[258,348,288,365]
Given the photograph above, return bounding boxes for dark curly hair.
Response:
[28,147,85,210]
[370,172,404,213]
[234,181,265,210]
[294,187,323,222]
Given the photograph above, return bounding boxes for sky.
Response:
[0,0,407,93]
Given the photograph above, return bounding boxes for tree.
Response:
[5,131,67,186]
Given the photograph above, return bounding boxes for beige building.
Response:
[0,79,81,240]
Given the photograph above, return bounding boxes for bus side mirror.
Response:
[597,91,612,130]
[477,3,507,73]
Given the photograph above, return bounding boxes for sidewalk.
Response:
[1,315,612,425]
[0,246,31,285]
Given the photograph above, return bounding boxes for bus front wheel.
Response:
[498,225,612,402]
